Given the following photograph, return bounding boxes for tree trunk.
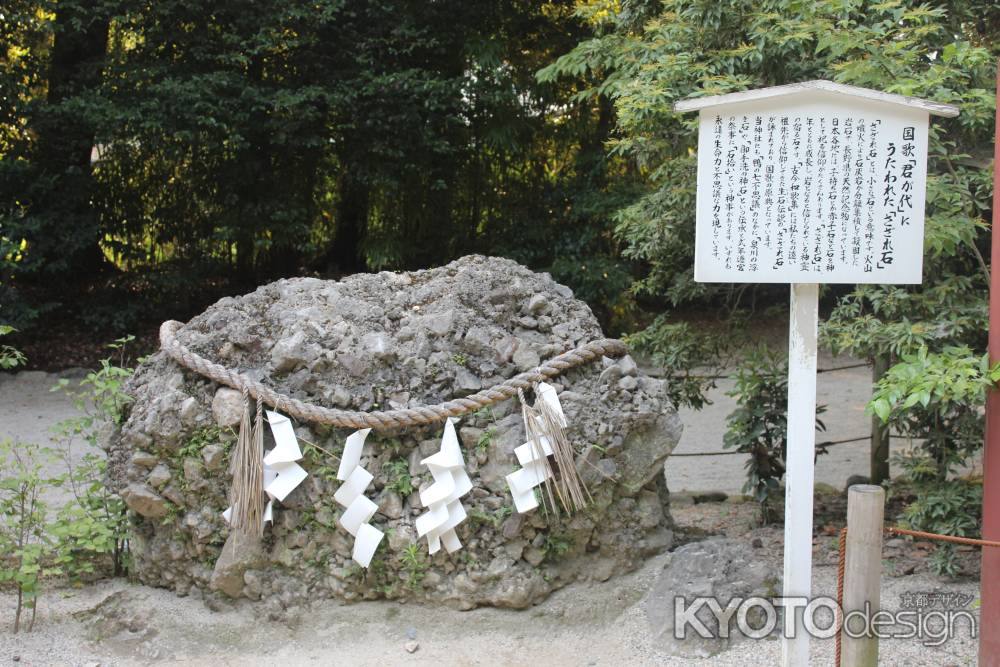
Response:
[234,55,268,286]
[870,355,891,484]
[14,587,22,634]
[329,176,368,275]
[26,2,110,283]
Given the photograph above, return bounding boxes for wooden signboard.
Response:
[675,81,958,667]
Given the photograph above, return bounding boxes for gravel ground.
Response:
[0,501,979,666]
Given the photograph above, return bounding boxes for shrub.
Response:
[870,346,1000,575]
[724,347,826,523]
[0,441,58,633]
[0,325,26,370]
[48,335,136,579]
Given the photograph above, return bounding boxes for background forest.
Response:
[1,0,998,341]
[3,0,1000,569]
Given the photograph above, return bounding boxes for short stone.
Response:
[527,294,549,315]
[618,375,638,391]
[183,458,203,484]
[501,514,524,539]
[389,524,417,552]
[458,426,484,449]
[378,491,404,519]
[599,365,622,387]
[179,396,200,426]
[130,451,159,469]
[122,484,170,518]
[512,344,540,371]
[211,532,266,598]
[147,464,171,489]
[455,367,482,393]
[336,352,369,377]
[617,355,639,377]
[404,640,419,654]
[504,539,526,560]
[636,489,664,529]
[211,388,244,428]
[202,444,225,471]
[362,332,394,361]
[645,538,778,657]
[271,331,311,372]
[523,546,545,567]
[422,310,454,336]
[161,484,186,507]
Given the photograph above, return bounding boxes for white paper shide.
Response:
[334,428,385,568]
[505,382,566,514]
[415,419,472,554]
[223,410,308,528]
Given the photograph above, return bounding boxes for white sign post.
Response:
[675,80,957,666]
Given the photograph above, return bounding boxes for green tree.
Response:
[2,0,633,335]
[544,0,998,566]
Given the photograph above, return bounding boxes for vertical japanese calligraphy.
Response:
[694,101,928,284]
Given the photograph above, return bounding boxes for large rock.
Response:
[109,255,682,609]
[645,538,781,657]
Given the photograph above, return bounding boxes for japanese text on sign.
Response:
[695,102,928,284]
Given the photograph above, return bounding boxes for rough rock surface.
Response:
[108,255,681,612]
[644,538,781,657]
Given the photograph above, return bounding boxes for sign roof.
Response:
[674,80,959,118]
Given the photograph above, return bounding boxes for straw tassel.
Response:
[228,386,265,537]
[518,383,590,515]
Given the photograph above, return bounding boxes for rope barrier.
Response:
[885,526,1000,549]
[159,319,627,430]
[670,433,929,458]
[834,524,1000,664]
[670,435,872,457]
[835,526,848,667]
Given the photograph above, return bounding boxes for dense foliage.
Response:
[543,0,997,356]
[869,346,1000,574]
[1,0,633,332]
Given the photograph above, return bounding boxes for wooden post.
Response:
[979,58,1000,667]
[782,282,819,667]
[870,355,891,484]
[840,484,885,667]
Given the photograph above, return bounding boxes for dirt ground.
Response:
[0,500,980,667]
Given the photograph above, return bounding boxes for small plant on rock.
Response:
[383,459,413,496]
[177,425,232,460]
[400,543,427,590]
[541,533,572,562]
[476,428,493,455]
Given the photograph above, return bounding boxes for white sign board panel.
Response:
[693,94,929,284]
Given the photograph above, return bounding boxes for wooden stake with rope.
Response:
[835,524,1000,665]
